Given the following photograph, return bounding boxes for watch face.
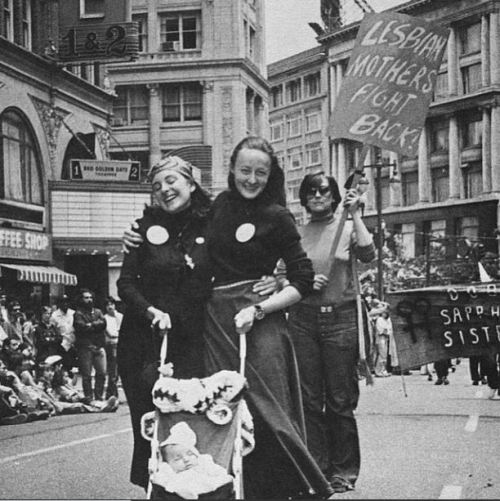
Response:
[254,305,265,320]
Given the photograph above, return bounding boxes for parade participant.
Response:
[286,171,375,493]
[103,297,122,399]
[203,136,333,499]
[119,155,281,491]
[374,308,392,377]
[73,289,107,404]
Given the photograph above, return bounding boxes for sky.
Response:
[265,0,407,63]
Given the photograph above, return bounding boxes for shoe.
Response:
[1,413,28,425]
[27,410,50,422]
[472,381,479,386]
[487,388,500,400]
[329,476,355,493]
[435,378,443,385]
[427,374,433,381]
[443,377,449,385]
[100,396,119,412]
[481,377,488,385]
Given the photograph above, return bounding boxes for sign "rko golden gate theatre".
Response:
[70,159,140,182]
[58,0,139,63]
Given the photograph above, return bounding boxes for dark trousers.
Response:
[105,343,118,398]
[77,344,107,400]
[434,359,449,379]
[288,301,360,486]
[470,354,499,389]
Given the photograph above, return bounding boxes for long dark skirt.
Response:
[118,311,206,490]
[204,280,332,499]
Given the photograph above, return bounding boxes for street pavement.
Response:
[0,360,499,499]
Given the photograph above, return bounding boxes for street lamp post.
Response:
[363,156,397,300]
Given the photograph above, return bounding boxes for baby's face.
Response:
[165,444,199,473]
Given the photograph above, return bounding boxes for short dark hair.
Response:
[299,172,342,213]
[80,289,94,299]
[228,136,286,207]
[104,296,116,306]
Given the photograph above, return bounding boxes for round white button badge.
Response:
[235,223,256,243]
[146,225,169,245]
[195,236,205,244]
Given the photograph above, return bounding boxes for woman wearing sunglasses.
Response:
[286,171,375,494]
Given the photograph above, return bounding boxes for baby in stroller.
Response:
[152,421,233,499]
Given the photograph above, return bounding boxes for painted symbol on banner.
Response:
[235,223,256,243]
[146,226,169,245]
[206,403,233,425]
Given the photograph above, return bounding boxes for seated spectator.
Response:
[21,310,37,357]
[1,337,25,370]
[42,355,118,413]
[8,301,26,343]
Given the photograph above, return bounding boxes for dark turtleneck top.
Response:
[207,190,314,298]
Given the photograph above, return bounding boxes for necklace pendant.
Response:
[184,253,195,269]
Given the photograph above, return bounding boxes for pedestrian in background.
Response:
[103,296,122,399]
[374,308,392,378]
[73,289,107,405]
[51,295,77,375]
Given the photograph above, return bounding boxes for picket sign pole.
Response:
[326,143,369,276]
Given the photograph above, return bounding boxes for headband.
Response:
[147,156,194,183]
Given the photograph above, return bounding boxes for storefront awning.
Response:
[0,264,78,286]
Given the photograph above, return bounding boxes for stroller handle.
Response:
[239,333,247,378]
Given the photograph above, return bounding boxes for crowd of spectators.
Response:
[0,289,122,425]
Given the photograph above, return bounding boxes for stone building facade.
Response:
[106,0,268,195]
[318,0,500,259]
[268,46,329,224]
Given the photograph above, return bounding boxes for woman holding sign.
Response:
[286,171,375,493]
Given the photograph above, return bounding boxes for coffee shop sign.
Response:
[0,228,51,261]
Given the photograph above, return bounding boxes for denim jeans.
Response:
[77,344,107,400]
[288,301,361,485]
[105,343,118,398]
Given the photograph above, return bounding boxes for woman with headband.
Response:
[117,156,276,491]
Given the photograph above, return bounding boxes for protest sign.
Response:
[386,284,500,370]
[329,11,449,156]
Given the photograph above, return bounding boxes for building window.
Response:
[380,175,390,209]
[461,116,482,148]
[462,162,482,198]
[244,20,256,61]
[133,14,148,53]
[160,12,200,51]
[304,72,321,97]
[431,166,449,202]
[425,219,447,258]
[401,223,416,258]
[287,147,303,171]
[270,122,283,142]
[459,22,481,55]
[0,109,43,205]
[271,85,283,108]
[161,82,202,122]
[430,120,449,152]
[287,115,301,137]
[3,0,12,40]
[433,72,447,100]
[305,143,321,167]
[21,0,31,49]
[461,63,482,94]
[80,0,105,19]
[113,86,149,126]
[305,111,320,133]
[286,79,302,103]
[402,171,418,206]
[456,216,479,240]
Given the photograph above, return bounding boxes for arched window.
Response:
[0,109,43,205]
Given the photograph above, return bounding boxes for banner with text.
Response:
[70,159,140,182]
[329,11,449,156]
[386,284,500,370]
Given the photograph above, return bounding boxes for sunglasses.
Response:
[307,186,331,197]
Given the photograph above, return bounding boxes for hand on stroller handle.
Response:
[147,306,172,331]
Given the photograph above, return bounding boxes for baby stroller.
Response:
[141,332,254,500]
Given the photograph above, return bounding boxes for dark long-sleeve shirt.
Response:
[207,191,314,297]
[73,307,106,348]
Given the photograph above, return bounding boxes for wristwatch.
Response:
[253,304,266,321]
